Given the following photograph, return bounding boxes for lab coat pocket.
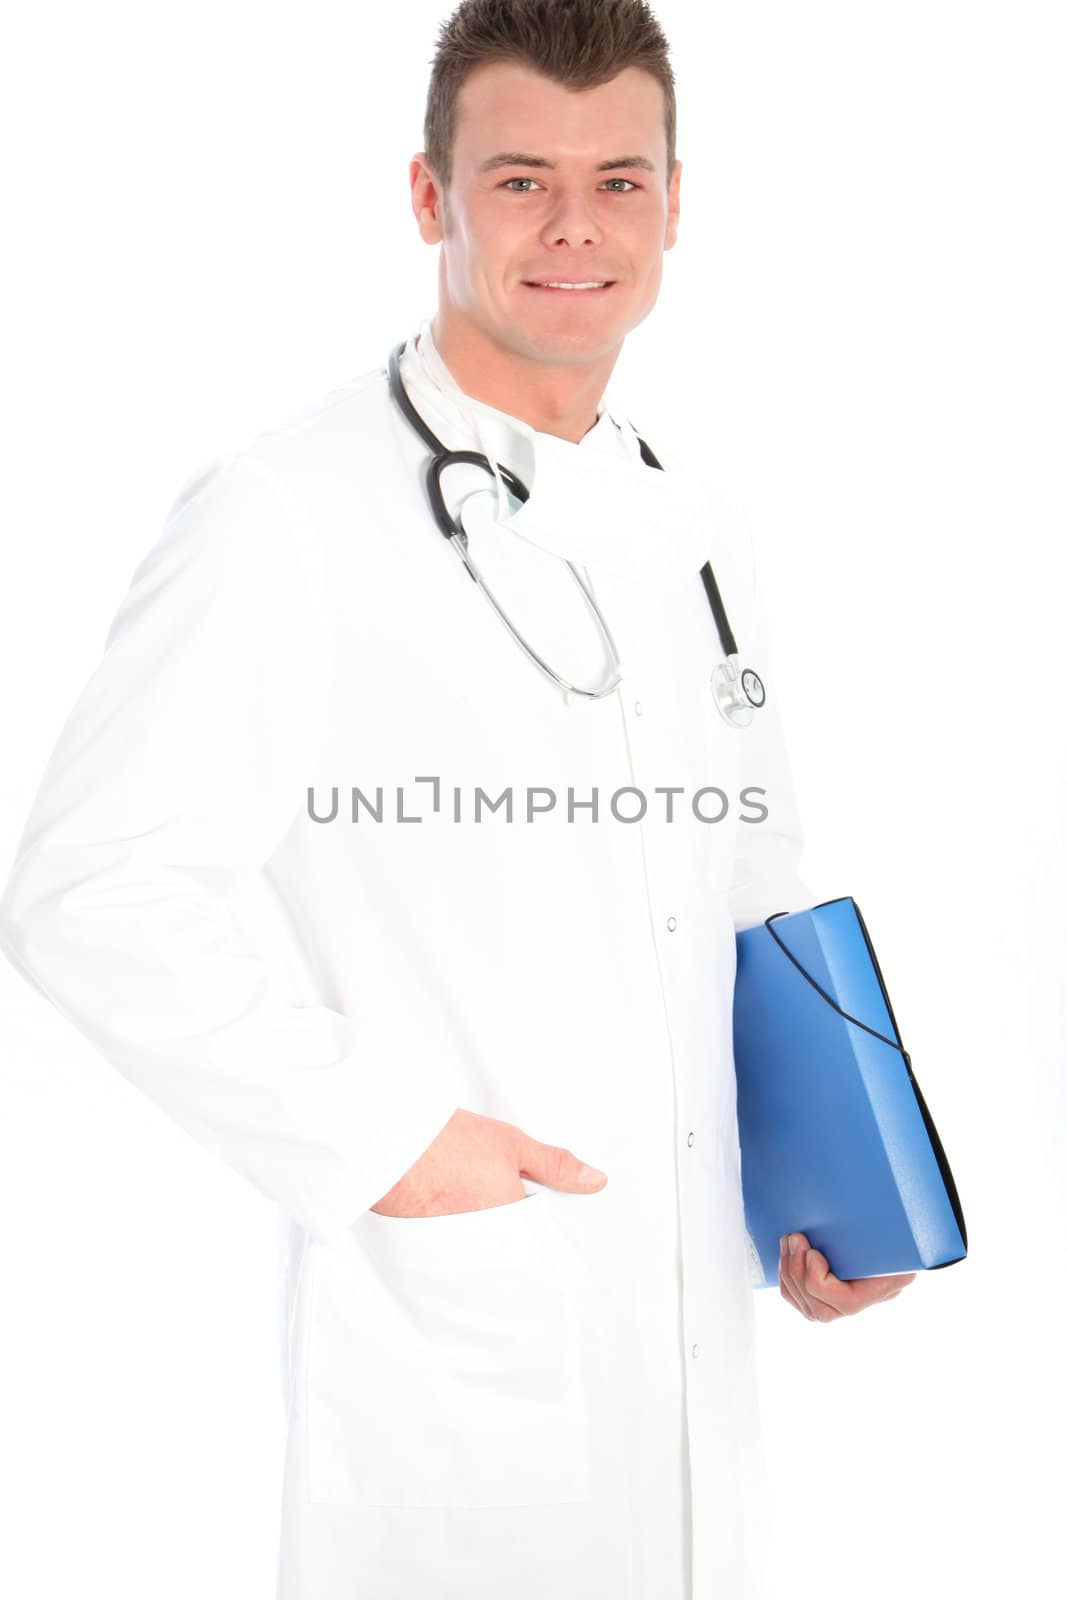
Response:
[305,1192,591,1508]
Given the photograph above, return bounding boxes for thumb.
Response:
[518,1134,607,1193]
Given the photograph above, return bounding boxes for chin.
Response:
[507,314,626,365]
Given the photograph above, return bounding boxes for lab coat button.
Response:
[687,1131,694,1147]
[691,1344,701,1359]
[634,700,643,716]
[666,916,677,932]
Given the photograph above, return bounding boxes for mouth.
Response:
[522,280,616,293]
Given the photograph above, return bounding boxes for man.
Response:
[0,2,914,1597]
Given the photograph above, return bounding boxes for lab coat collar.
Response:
[396,317,711,579]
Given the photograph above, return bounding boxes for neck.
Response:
[429,304,620,446]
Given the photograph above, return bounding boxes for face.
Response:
[412,60,681,368]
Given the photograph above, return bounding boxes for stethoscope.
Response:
[387,339,766,728]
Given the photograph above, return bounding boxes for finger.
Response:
[797,1245,845,1321]
[884,1272,918,1293]
[807,1255,916,1315]
[884,1273,919,1298]
[779,1234,813,1315]
[518,1134,607,1193]
[783,1234,833,1321]
[778,1237,810,1317]
[854,1272,919,1307]
[845,1271,918,1298]
[780,1278,810,1318]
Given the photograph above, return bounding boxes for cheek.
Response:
[466,198,524,257]
[626,230,668,287]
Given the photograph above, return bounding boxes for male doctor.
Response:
[0,1,914,1597]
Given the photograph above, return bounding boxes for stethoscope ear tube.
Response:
[426,450,529,554]
[633,424,764,728]
[388,343,445,455]
[699,561,739,660]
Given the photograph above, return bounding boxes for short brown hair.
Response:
[423,0,677,192]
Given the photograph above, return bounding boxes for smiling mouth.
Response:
[522,280,616,292]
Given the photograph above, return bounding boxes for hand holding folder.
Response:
[732,896,968,1291]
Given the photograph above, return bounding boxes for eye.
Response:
[499,176,640,193]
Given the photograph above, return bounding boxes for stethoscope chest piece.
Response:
[710,658,767,729]
[740,667,766,708]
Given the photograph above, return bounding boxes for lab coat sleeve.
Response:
[727,521,817,933]
[0,451,461,1245]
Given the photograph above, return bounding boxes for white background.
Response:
[1,2,1064,1595]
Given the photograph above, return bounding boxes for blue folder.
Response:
[732,896,968,1289]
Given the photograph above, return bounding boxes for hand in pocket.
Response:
[370,1106,607,1217]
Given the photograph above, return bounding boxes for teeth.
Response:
[533,281,608,289]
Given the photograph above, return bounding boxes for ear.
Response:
[410,153,445,245]
[664,158,682,251]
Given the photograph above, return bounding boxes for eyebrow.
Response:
[479,151,656,175]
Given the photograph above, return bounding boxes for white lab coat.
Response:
[0,318,813,1599]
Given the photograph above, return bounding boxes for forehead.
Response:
[451,60,667,171]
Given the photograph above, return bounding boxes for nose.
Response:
[538,187,605,250]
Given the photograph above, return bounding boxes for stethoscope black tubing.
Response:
[387,339,739,660]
